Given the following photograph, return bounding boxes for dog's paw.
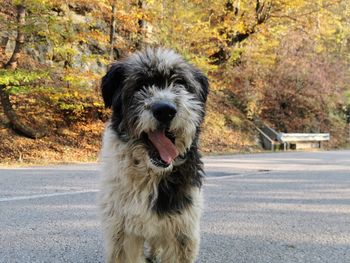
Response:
[145,256,158,263]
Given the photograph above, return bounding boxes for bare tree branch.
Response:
[256,0,272,24]
[211,1,273,65]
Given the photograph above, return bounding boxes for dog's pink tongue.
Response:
[148,130,179,164]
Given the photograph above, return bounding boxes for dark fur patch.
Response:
[101,63,125,108]
[101,63,130,140]
[191,66,209,103]
[151,142,204,216]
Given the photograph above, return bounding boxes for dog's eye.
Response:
[173,79,187,87]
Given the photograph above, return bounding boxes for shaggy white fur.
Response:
[99,48,208,263]
[99,126,202,263]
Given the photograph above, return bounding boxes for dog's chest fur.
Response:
[100,127,203,237]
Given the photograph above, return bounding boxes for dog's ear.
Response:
[101,62,126,108]
[192,67,209,103]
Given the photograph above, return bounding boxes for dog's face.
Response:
[101,48,208,171]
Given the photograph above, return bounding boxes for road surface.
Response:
[0,151,349,263]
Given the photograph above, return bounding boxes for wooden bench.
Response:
[277,133,330,150]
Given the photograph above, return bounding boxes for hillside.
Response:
[0,0,349,164]
[0,90,259,164]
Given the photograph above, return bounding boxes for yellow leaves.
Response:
[246,97,262,120]
[93,101,103,107]
[52,46,77,64]
[63,68,100,88]
[205,110,226,129]
[0,69,49,87]
[14,0,49,6]
[116,10,140,33]
[135,13,144,20]
[283,0,307,9]
[235,21,247,34]
[87,30,109,43]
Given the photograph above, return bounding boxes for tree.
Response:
[109,0,117,60]
[209,0,272,65]
[134,0,145,49]
[0,4,46,138]
[1,0,349,148]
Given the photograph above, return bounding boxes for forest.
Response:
[0,0,349,163]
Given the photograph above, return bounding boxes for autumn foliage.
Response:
[0,0,349,163]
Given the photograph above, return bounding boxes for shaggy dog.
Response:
[99,48,208,263]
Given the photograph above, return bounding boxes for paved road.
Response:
[0,151,349,263]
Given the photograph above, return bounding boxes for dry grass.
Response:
[0,91,260,166]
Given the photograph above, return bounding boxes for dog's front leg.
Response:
[104,228,145,263]
[104,233,146,263]
[103,230,125,263]
[102,220,126,263]
[100,213,126,263]
[160,233,200,263]
[123,234,146,263]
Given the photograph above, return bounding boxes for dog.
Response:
[99,48,209,263]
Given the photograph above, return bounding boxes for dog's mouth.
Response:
[142,129,179,168]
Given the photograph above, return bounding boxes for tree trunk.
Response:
[0,85,45,139]
[0,4,46,139]
[0,36,9,67]
[109,0,117,61]
[135,0,144,50]
[5,5,25,70]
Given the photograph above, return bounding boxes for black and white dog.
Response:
[99,48,208,263]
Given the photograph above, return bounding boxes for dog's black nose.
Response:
[151,101,177,123]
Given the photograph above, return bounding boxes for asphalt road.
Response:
[0,151,349,263]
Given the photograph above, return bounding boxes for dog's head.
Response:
[101,48,208,171]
